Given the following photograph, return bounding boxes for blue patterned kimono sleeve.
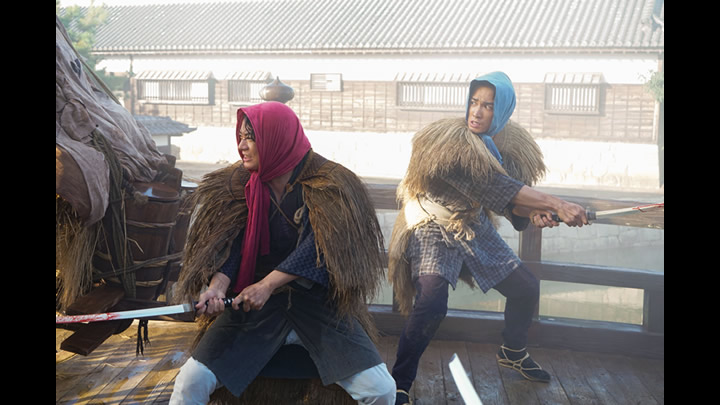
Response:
[217,226,329,289]
[276,229,329,289]
[443,171,524,213]
[443,171,530,231]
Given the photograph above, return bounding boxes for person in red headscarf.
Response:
[171,102,395,404]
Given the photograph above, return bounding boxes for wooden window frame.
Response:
[137,79,215,105]
[228,79,269,104]
[310,73,343,91]
[396,81,467,110]
[544,73,605,116]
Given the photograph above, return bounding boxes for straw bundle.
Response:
[56,195,101,312]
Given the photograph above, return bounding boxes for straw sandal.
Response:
[496,345,551,383]
[395,389,412,405]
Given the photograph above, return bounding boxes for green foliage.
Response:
[57,1,126,92]
[642,70,664,104]
[57,1,107,68]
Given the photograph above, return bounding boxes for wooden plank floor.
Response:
[56,320,664,404]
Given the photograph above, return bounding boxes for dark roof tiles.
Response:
[84,0,663,54]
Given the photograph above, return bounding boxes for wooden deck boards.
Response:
[56,320,664,404]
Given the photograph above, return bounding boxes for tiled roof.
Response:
[86,0,663,55]
[543,72,605,84]
[134,115,196,136]
[394,72,484,82]
[134,70,214,80]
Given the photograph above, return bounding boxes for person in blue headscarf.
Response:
[466,71,516,164]
[388,72,588,405]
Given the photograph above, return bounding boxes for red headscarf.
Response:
[233,102,311,293]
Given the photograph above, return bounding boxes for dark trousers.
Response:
[391,264,540,391]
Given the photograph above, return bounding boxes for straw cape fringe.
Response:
[301,158,386,339]
[173,162,250,305]
[399,118,505,200]
[388,118,546,314]
[493,119,547,187]
[173,150,385,345]
[56,196,103,312]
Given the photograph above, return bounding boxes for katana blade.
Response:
[56,297,236,324]
[592,202,664,219]
[552,202,663,222]
[449,353,484,405]
[56,303,194,324]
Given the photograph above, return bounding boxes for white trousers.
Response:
[170,330,396,405]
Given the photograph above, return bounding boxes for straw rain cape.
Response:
[173,150,386,341]
[388,118,546,314]
[493,120,547,188]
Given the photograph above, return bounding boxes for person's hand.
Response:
[511,186,588,229]
[195,288,227,317]
[235,280,274,312]
[529,209,559,228]
[555,201,588,227]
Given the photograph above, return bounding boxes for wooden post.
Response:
[519,226,543,262]
[519,226,543,318]
[643,289,664,333]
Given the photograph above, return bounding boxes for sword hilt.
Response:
[550,211,596,223]
[193,297,235,309]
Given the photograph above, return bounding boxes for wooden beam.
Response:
[524,261,664,291]
[365,182,663,229]
[370,305,663,359]
[65,284,125,316]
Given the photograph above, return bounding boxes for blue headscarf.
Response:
[465,71,516,165]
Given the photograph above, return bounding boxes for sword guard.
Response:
[550,211,596,223]
[193,297,235,309]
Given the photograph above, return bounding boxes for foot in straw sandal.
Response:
[395,389,411,405]
[496,345,551,383]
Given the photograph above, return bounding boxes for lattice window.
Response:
[397,81,467,109]
[228,80,268,103]
[310,73,343,91]
[136,71,215,105]
[544,73,605,115]
[227,72,273,103]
